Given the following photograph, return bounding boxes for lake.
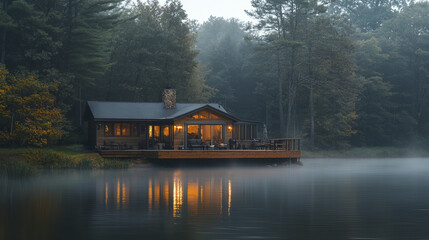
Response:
[2,158,429,240]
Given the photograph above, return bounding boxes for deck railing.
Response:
[269,138,301,151]
[233,138,300,151]
[98,138,302,151]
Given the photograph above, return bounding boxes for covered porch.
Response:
[97,121,175,150]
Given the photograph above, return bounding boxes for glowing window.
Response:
[105,123,114,136]
[149,125,153,138]
[154,126,160,138]
[191,110,212,119]
[122,123,130,136]
[199,111,209,119]
[163,126,170,137]
[114,123,121,136]
[187,125,200,139]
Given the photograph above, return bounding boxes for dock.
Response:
[98,149,301,160]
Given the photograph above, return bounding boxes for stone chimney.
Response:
[162,88,176,109]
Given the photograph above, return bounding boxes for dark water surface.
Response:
[2,158,429,240]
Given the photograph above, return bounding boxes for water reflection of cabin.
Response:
[85,89,260,150]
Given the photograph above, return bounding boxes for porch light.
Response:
[175,125,183,133]
[228,125,232,132]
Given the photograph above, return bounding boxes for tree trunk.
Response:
[10,113,14,134]
[309,79,314,145]
[286,2,298,138]
[286,88,295,138]
[79,81,82,126]
[1,29,5,64]
[65,0,73,70]
[308,46,315,146]
[266,100,269,127]
[277,51,286,137]
[265,100,270,140]
[1,0,7,64]
[276,3,286,137]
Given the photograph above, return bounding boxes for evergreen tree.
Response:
[104,0,209,102]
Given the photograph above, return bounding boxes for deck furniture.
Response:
[188,139,205,150]
[103,141,120,150]
[217,143,227,150]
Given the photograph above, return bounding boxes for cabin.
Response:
[84,89,301,162]
[85,89,261,151]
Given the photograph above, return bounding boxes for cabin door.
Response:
[185,124,225,148]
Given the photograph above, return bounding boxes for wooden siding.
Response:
[96,122,142,149]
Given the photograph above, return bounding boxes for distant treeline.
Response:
[0,0,428,149]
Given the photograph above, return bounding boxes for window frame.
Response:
[104,122,140,137]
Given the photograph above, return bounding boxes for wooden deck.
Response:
[98,149,301,160]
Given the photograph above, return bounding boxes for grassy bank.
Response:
[302,147,429,158]
[0,145,130,178]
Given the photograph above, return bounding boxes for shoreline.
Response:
[2,145,429,170]
[302,147,429,159]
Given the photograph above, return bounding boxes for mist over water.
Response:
[2,158,429,240]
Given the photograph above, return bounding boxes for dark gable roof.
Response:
[86,101,239,121]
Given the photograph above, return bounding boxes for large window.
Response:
[105,122,139,137]
[191,110,221,120]
[212,125,223,144]
[148,125,170,142]
[187,124,223,145]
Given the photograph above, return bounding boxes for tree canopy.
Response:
[1,0,429,149]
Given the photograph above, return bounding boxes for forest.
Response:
[0,0,428,149]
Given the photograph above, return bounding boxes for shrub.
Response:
[23,149,74,168]
[103,159,130,169]
[77,158,94,169]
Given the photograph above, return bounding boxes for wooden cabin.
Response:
[85,89,261,150]
[84,89,301,162]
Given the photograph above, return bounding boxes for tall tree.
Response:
[0,65,66,147]
[329,0,413,32]
[59,0,123,125]
[104,0,210,102]
[301,14,355,146]
[196,17,248,111]
[247,0,331,137]
[377,2,429,143]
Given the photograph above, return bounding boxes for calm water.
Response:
[2,158,429,240]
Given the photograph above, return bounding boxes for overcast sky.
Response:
[159,0,254,23]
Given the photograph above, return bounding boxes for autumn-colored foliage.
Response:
[0,65,67,147]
